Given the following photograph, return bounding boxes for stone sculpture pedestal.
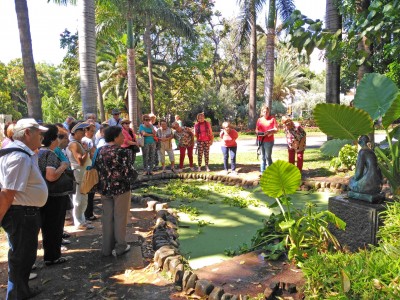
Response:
[328,195,386,252]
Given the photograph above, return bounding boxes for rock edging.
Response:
[136,172,349,194]
[132,195,251,300]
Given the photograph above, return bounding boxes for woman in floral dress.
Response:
[95,126,136,257]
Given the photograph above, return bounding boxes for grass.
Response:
[134,146,332,175]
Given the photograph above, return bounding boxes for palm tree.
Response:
[237,0,294,129]
[52,0,98,117]
[237,0,259,129]
[264,0,295,109]
[325,0,342,104]
[78,0,98,115]
[14,0,42,119]
[272,57,309,101]
[97,0,195,125]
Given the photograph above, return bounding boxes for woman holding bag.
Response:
[38,124,71,265]
[121,118,139,164]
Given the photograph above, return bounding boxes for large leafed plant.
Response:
[314,73,400,195]
[260,160,345,264]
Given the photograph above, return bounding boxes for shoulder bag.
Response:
[42,151,75,196]
[80,148,100,195]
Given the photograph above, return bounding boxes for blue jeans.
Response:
[221,146,237,171]
[2,205,41,299]
[260,141,274,172]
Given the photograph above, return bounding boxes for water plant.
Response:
[259,160,345,263]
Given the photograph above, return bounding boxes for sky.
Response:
[0,0,325,67]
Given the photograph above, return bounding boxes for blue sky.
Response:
[0,0,324,65]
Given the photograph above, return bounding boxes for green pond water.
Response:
[138,181,332,270]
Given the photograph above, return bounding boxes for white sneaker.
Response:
[222,170,229,175]
[231,171,238,176]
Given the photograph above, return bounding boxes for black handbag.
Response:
[42,151,75,196]
[129,145,141,153]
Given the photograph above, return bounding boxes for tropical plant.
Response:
[329,144,358,171]
[315,73,400,195]
[260,160,345,263]
[302,199,400,299]
[96,0,195,125]
[237,0,258,129]
[53,0,98,116]
[264,0,295,110]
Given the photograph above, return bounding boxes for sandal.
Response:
[45,257,68,266]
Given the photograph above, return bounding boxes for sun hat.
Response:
[13,118,48,133]
[121,118,131,124]
[70,122,90,133]
[111,108,121,115]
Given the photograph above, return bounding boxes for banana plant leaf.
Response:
[389,125,400,141]
[314,103,373,140]
[354,73,399,121]
[260,160,301,198]
[320,139,353,157]
[382,94,400,129]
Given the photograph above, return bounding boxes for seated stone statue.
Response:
[348,135,383,202]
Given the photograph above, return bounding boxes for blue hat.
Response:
[70,122,90,133]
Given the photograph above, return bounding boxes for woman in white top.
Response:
[66,121,93,230]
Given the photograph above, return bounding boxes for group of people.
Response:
[0,113,137,299]
[102,106,307,176]
[0,106,307,298]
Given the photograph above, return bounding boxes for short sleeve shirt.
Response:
[0,141,48,207]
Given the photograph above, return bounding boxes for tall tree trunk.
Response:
[96,67,105,122]
[78,0,97,116]
[248,0,257,130]
[14,0,42,120]
[325,0,341,105]
[356,0,374,144]
[356,0,373,83]
[144,17,155,114]
[127,16,139,128]
[264,0,276,111]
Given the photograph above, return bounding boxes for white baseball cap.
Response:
[13,118,48,133]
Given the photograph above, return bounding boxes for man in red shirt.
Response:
[256,105,278,173]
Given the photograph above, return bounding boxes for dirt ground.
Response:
[0,166,347,300]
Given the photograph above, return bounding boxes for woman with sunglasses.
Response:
[139,114,157,175]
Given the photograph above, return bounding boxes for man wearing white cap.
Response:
[0,118,49,299]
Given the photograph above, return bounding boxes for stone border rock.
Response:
[135,172,348,194]
[132,195,251,300]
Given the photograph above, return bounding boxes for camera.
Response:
[257,132,265,136]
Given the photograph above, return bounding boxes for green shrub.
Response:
[303,200,400,299]
[330,144,358,171]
